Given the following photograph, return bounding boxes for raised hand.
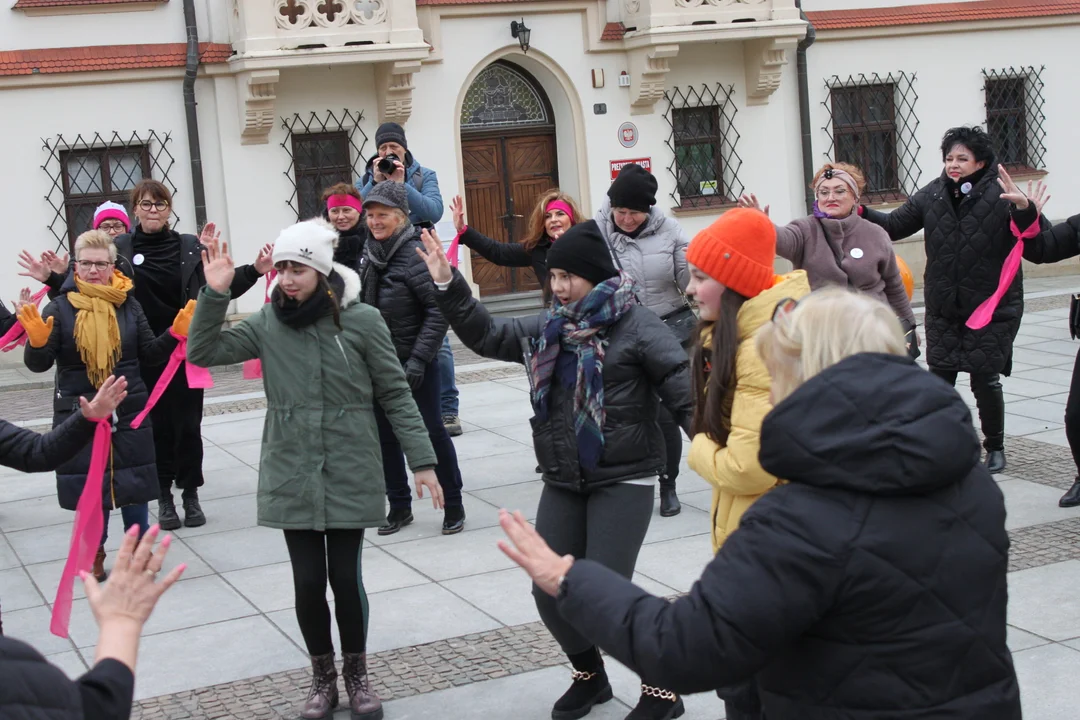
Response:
[497,509,574,597]
[416,228,453,284]
[413,469,445,510]
[737,193,770,216]
[17,250,51,283]
[450,195,467,234]
[1027,179,1050,215]
[198,221,220,249]
[201,237,235,294]
[80,375,129,419]
[17,304,53,348]
[253,243,275,275]
[42,251,70,275]
[171,300,197,338]
[12,287,33,315]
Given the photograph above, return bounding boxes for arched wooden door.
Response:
[461,61,558,297]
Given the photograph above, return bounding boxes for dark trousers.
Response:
[658,408,682,484]
[375,356,464,510]
[101,503,150,546]
[143,364,205,495]
[283,529,368,655]
[1065,348,1080,471]
[930,368,1005,451]
[718,678,764,720]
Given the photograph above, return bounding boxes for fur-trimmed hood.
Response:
[267,261,362,309]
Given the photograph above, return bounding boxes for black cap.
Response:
[607,163,657,212]
[545,220,618,287]
[375,122,408,150]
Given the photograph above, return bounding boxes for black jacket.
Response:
[0,410,96,474]
[24,274,176,511]
[862,166,1051,374]
[1020,212,1080,265]
[557,353,1019,719]
[436,271,691,491]
[459,226,551,301]
[0,305,16,337]
[361,229,448,365]
[0,637,133,720]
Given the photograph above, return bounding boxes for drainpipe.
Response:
[795,0,817,215]
[183,0,208,229]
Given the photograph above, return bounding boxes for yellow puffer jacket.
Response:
[688,270,811,553]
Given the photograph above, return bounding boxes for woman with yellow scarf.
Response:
[19,230,195,582]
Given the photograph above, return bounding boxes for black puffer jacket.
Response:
[0,636,133,720]
[459,226,552,301]
[436,271,691,491]
[24,274,176,511]
[361,228,448,364]
[862,166,1049,375]
[557,353,1019,719]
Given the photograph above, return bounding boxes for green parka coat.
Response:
[187,263,436,531]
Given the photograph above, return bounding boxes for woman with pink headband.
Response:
[738,161,918,355]
[321,183,367,272]
[449,188,582,304]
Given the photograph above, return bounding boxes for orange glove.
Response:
[17,304,53,348]
[171,300,197,338]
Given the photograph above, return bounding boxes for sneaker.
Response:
[443,415,463,437]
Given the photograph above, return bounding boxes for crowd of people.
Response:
[1,121,1080,720]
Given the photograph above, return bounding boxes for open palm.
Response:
[202,237,235,294]
[416,229,453,284]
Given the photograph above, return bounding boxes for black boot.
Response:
[659,476,681,517]
[158,493,181,531]
[377,507,414,536]
[181,488,206,528]
[552,647,613,720]
[972,373,1006,474]
[442,505,466,536]
[1061,478,1080,508]
[625,685,685,720]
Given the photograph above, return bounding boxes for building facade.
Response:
[1,0,1078,316]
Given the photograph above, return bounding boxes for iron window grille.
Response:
[281,110,369,220]
[983,66,1047,172]
[42,130,177,252]
[822,72,921,203]
[664,83,743,209]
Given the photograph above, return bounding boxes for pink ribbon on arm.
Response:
[966,217,1042,330]
[244,270,277,380]
[50,418,110,638]
[129,332,214,430]
[448,230,462,269]
[0,287,49,352]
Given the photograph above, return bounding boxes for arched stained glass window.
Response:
[461,62,550,129]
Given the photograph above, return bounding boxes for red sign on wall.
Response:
[610,158,651,180]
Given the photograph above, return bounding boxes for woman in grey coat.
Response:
[596,164,691,518]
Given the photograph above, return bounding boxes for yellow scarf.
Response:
[69,271,134,388]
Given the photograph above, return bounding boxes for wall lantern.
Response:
[510,20,532,54]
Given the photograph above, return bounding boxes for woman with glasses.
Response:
[18,229,193,582]
[737,162,918,355]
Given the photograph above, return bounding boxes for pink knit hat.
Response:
[92,201,130,231]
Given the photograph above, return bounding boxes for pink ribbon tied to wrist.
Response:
[448,230,462,268]
[0,286,50,352]
[130,331,214,430]
[966,215,1042,330]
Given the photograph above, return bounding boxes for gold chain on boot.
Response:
[571,670,599,681]
[641,684,678,701]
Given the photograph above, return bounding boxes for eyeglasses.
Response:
[137,200,169,212]
[771,296,800,323]
[815,188,850,200]
[97,222,126,232]
[76,260,114,271]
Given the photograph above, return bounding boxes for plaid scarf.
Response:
[530,273,638,469]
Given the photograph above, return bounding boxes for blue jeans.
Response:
[101,503,150,546]
[438,336,459,416]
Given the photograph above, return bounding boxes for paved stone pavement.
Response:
[2,275,1080,719]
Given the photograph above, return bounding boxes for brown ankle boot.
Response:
[301,653,338,719]
[342,652,383,719]
[92,547,108,583]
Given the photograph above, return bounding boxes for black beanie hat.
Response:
[545,220,619,287]
[375,122,408,150]
[607,163,657,212]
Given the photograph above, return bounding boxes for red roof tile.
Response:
[806,0,1080,30]
[13,0,164,7]
[0,42,232,77]
[601,22,626,41]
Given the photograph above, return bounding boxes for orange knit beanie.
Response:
[687,208,776,298]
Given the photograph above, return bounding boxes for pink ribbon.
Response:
[130,332,213,430]
[51,418,111,638]
[966,216,1042,330]
[1,287,49,352]
[448,231,462,268]
[243,270,276,379]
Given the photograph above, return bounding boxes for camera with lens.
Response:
[377,153,400,176]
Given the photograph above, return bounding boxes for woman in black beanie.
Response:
[420,221,693,720]
[597,164,692,518]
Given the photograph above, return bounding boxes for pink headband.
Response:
[815,168,860,202]
[327,194,363,213]
[545,200,575,222]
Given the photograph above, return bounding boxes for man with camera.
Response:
[357,122,463,439]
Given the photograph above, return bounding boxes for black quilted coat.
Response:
[863,165,1048,375]
[360,227,448,364]
[556,353,1020,719]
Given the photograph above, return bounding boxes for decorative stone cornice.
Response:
[376,59,421,125]
[237,69,279,145]
[627,43,679,116]
[743,36,798,106]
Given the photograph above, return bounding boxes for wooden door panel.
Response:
[506,135,557,292]
[462,138,510,297]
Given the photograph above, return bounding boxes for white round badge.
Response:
[961,182,973,194]
[850,248,864,259]
[133,253,145,265]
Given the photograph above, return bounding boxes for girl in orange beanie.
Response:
[684,207,810,720]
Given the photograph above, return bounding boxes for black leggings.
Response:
[658,407,682,484]
[1065,348,1080,472]
[929,368,1005,451]
[283,529,368,656]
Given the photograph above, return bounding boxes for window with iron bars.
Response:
[664,84,743,209]
[983,66,1046,172]
[823,72,921,203]
[282,110,369,220]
